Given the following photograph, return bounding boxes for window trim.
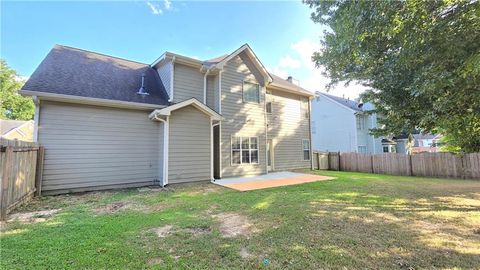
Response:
[231,136,260,165]
[302,139,311,161]
[242,80,260,103]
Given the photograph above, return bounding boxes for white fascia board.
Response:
[20,90,166,110]
[149,98,223,121]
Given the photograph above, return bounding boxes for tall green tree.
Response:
[0,60,34,120]
[304,0,480,153]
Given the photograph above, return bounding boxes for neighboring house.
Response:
[411,134,443,153]
[20,44,313,195]
[310,92,390,154]
[0,120,34,141]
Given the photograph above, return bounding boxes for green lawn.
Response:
[1,171,479,269]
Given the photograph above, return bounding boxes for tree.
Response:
[0,60,34,120]
[304,0,480,153]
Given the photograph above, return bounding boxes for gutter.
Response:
[20,90,166,110]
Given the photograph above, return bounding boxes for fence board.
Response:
[319,151,479,180]
[0,139,41,220]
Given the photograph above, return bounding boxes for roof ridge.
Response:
[54,44,148,66]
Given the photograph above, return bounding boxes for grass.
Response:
[1,171,479,269]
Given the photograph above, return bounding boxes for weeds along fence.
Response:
[313,151,480,180]
[0,139,44,220]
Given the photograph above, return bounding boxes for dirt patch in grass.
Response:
[7,209,61,223]
[151,225,174,238]
[239,247,252,259]
[93,202,132,214]
[150,225,210,238]
[146,257,164,266]
[214,213,257,238]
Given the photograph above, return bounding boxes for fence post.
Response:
[1,146,13,221]
[409,154,413,176]
[316,152,320,170]
[370,155,374,173]
[35,146,45,196]
[338,151,341,171]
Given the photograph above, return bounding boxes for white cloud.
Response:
[147,1,163,15]
[278,55,301,69]
[164,0,172,10]
[270,38,368,100]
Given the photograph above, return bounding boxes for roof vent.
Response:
[137,73,149,96]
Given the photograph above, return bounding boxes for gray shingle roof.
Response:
[321,93,363,111]
[22,45,169,106]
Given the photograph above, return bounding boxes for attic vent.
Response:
[137,73,149,96]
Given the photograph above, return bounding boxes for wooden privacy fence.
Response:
[313,151,480,180]
[0,139,44,220]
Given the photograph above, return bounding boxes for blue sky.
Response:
[1,0,364,98]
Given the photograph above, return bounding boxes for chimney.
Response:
[286,76,300,86]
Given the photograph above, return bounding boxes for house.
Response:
[310,92,392,154]
[20,44,314,195]
[411,134,443,153]
[0,120,34,141]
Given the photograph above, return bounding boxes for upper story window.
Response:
[266,102,272,113]
[243,81,260,103]
[300,98,309,118]
[356,116,365,130]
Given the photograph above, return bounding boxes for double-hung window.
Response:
[243,81,260,103]
[302,139,311,161]
[232,136,259,164]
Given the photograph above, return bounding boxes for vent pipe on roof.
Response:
[137,73,149,96]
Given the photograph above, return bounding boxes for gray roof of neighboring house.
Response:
[0,120,30,135]
[413,134,438,140]
[320,93,363,111]
[22,45,170,106]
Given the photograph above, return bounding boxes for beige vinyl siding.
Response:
[168,105,211,183]
[39,102,161,194]
[206,75,215,109]
[156,61,172,98]
[220,52,267,177]
[267,90,311,170]
[173,63,204,103]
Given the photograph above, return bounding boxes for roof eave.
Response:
[20,90,167,110]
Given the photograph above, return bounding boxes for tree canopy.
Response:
[0,60,34,120]
[304,0,480,153]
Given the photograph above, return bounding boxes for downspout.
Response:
[264,86,269,173]
[32,96,40,143]
[308,97,314,170]
[218,70,223,178]
[154,114,169,187]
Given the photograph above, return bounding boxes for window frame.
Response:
[302,139,311,161]
[231,136,260,165]
[242,80,260,103]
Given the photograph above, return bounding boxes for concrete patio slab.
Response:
[213,171,335,191]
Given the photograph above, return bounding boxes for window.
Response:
[356,116,365,130]
[383,146,389,153]
[243,81,259,103]
[358,146,367,154]
[311,120,316,134]
[266,102,272,113]
[302,139,310,160]
[300,98,309,118]
[231,136,259,164]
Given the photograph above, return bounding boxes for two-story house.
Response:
[20,44,313,195]
[310,92,391,154]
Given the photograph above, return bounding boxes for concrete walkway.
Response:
[213,171,335,191]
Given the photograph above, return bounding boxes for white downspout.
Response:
[154,115,169,186]
[33,96,40,143]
